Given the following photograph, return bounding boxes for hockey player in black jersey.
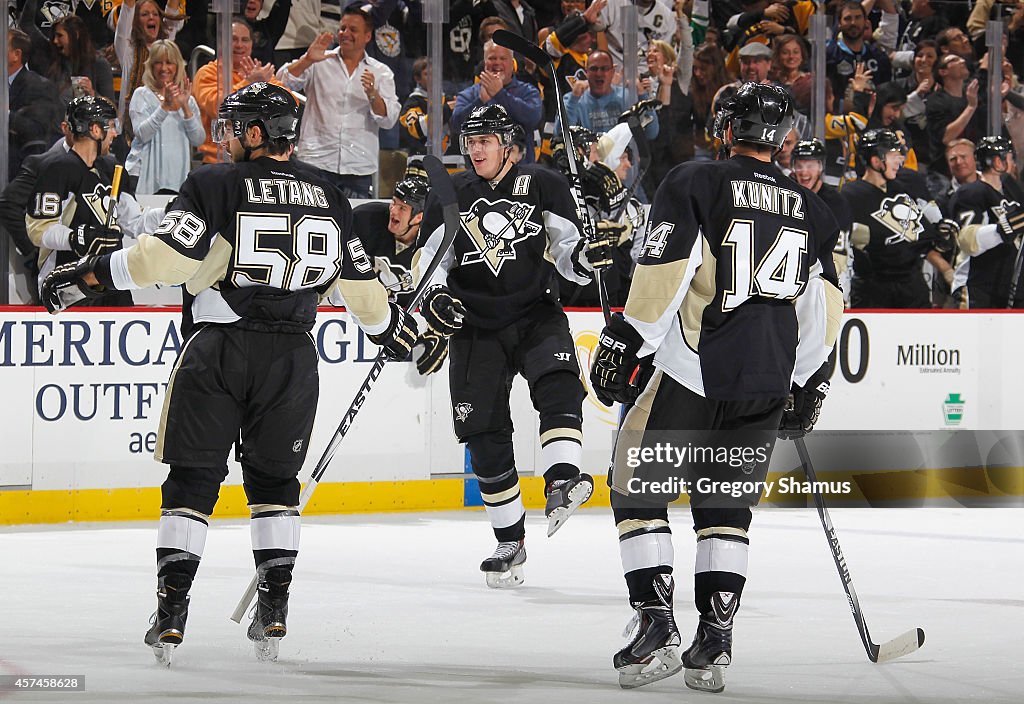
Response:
[589,83,843,691]
[844,128,943,308]
[947,136,1024,308]
[40,83,418,666]
[791,138,854,301]
[25,95,132,306]
[415,103,616,587]
[351,173,451,373]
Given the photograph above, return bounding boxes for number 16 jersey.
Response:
[627,155,843,401]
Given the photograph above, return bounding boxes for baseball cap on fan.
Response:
[738,43,772,59]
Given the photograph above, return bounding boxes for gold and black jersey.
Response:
[91,156,392,334]
[352,200,418,309]
[843,178,933,280]
[948,178,1024,304]
[627,155,843,401]
[415,163,592,330]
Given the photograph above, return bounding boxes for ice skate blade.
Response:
[546,476,594,537]
[253,637,281,662]
[151,643,177,668]
[616,646,683,689]
[684,665,725,694]
[484,564,525,589]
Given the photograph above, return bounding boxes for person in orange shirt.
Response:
[193,17,281,163]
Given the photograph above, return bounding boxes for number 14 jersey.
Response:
[627,155,843,401]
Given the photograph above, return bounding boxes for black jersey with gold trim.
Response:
[415,162,592,330]
[948,178,1024,305]
[842,179,935,279]
[625,155,842,401]
[92,156,392,334]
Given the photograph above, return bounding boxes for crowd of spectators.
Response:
[6,0,1024,309]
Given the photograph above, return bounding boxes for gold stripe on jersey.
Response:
[623,259,688,324]
[679,238,717,352]
[956,224,988,256]
[824,278,844,347]
[183,236,232,294]
[334,278,389,327]
[126,234,203,288]
[610,370,664,496]
[851,223,871,251]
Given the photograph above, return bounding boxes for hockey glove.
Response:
[40,256,105,314]
[618,98,662,127]
[368,303,419,361]
[415,328,449,375]
[778,359,831,440]
[584,219,626,271]
[994,200,1024,244]
[932,218,959,255]
[420,286,466,336]
[582,161,627,214]
[589,313,645,407]
[68,224,121,258]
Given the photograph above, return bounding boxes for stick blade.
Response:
[491,29,549,68]
[422,155,456,207]
[874,628,925,663]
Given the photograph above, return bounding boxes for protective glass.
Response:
[212,118,243,144]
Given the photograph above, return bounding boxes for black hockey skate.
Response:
[614,574,683,689]
[480,539,526,588]
[682,591,738,693]
[144,573,192,667]
[544,473,594,536]
[247,567,291,662]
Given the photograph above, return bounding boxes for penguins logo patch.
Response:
[373,255,413,295]
[460,198,542,275]
[871,194,923,245]
[454,403,473,422]
[83,182,120,230]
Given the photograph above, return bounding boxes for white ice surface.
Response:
[1,507,1022,704]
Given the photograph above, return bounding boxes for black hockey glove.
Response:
[415,328,449,375]
[581,161,627,214]
[420,286,466,336]
[68,224,121,258]
[40,256,105,314]
[618,97,662,127]
[580,219,625,272]
[931,218,959,255]
[368,303,419,361]
[994,201,1024,244]
[589,313,645,407]
[778,360,831,440]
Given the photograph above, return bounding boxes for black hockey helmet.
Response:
[393,176,430,214]
[792,138,826,163]
[550,125,601,171]
[459,103,516,154]
[66,95,118,137]
[712,82,794,150]
[214,82,300,144]
[857,127,905,173]
[975,135,1015,170]
[510,123,528,152]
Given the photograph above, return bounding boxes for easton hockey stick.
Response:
[492,29,610,323]
[794,437,925,662]
[230,155,460,622]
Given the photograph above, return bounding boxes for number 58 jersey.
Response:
[99,157,391,334]
[628,155,844,401]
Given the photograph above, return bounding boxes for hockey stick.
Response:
[492,29,610,324]
[1006,237,1024,308]
[106,165,124,229]
[793,437,925,662]
[230,155,460,623]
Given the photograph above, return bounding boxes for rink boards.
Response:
[0,307,1021,523]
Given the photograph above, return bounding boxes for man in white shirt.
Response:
[277,5,399,198]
